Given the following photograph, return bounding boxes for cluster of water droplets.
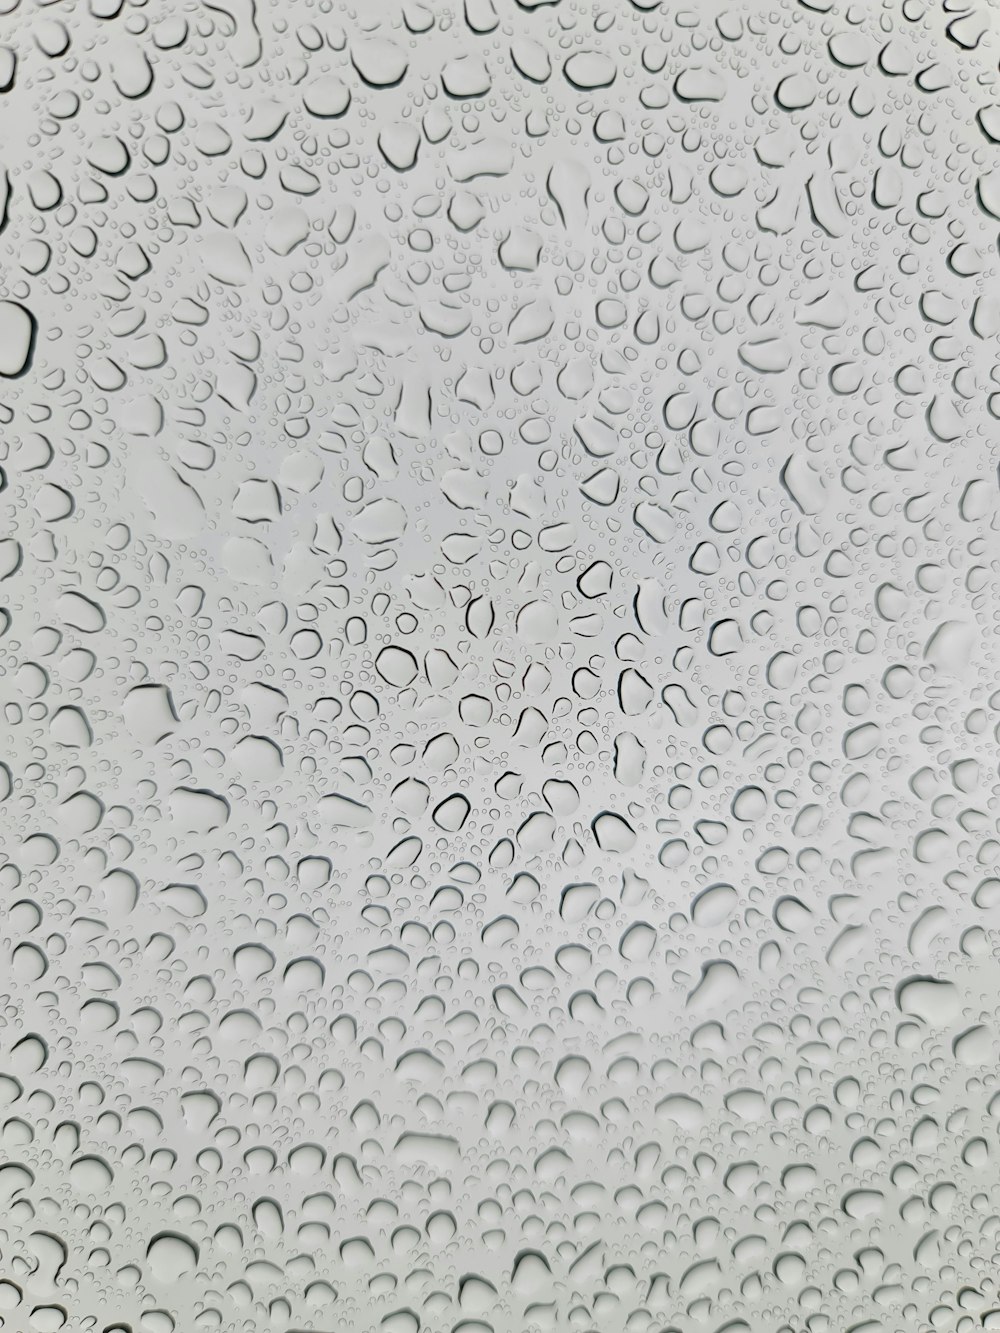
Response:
[2,0,1000,1329]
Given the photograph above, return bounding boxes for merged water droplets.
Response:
[2,0,1000,1329]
